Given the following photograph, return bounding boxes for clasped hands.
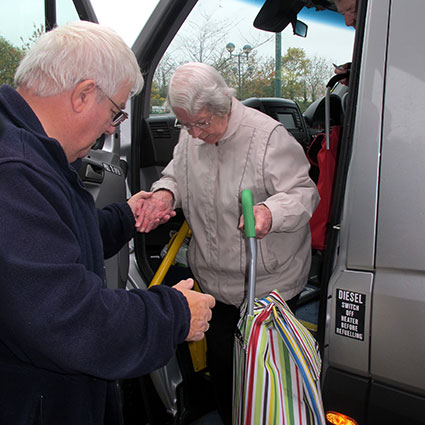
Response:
[127,190,271,341]
[128,189,272,239]
[128,190,215,342]
[128,189,175,233]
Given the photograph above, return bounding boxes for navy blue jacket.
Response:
[0,85,190,424]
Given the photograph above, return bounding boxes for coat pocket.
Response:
[257,237,278,273]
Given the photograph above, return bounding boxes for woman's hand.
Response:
[134,189,176,233]
[238,204,272,239]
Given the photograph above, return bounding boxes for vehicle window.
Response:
[1,0,79,87]
[137,0,356,286]
[150,0,355,114]
[1,0,159,88]
[1,1,44,88]
[90,0,161,47]
[1,1,45,49]
[56,0,81,26]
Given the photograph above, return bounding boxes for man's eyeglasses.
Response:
[97,86,128,127]
[174,116,213,131]
[105,94,128,127]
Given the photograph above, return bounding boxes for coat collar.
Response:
[219,97,244,144]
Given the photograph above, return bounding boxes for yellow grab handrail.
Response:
[149,220,191,288]
[148,221,207,372]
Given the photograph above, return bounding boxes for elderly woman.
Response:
[136,62,319,425]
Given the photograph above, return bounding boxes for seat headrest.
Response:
[310,94,343,130]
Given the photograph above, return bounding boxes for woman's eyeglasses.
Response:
[174,115,213,131]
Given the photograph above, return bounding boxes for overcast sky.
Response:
[90,0,355,66]
[2,0,355,67]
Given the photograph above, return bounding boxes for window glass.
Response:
[1,0,79,87]
[1,0,45,87]
[1,0,45,47]
[90,0,161,47]
[151,0,355,114]
[56,0,81,26]
[0,0,160,87]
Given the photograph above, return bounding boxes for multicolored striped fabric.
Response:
[233,290,326,425]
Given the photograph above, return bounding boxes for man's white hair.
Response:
[15,20,144,98]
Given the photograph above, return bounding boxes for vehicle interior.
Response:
[1,0,359,423]
[133,0,353,290]
[125,0,358,423]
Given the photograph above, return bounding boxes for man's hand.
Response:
[238,204,272,239]
[333,62,351,86]
[127,190,153,217]
[173,279,215,342]
[134,189,176,233]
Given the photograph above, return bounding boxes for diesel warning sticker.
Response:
[335,289,366,341]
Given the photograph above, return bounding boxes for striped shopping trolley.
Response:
[233,189,326,425]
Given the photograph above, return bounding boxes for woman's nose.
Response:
[189,126,203,138]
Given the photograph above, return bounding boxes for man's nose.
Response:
[105,124,116,135]
[345,14,356,28]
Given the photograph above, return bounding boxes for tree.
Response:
[150,10,333,112]
[20,24,45,52]
[150,81,166,109]
[221,53,275,100]
[0,24,44,88]
[153,52,179,102]
[281,47,309,103]
[177,10,233,68]
[0,36,24,87]
[304,55,334,103]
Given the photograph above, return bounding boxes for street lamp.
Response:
[225,42,253,99]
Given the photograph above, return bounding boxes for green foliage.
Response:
[219,46,332,109]
[152,44,333,112]
[151,10,334,113]
[150,81,167,109]
[281,47,309,103]
[0,25,44,88]
[221,52,275,100]
[20,24,45,52]
[0,36,25,87]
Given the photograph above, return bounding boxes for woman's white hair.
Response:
[14,20,144,98]
[166,62,235,117]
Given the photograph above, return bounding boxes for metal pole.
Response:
[275,32,282,97]
[238,54,242,99]
[247,238,257,316]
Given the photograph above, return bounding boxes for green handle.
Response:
[241,189,256,238]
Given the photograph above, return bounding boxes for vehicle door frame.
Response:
[129,0,198,283]
[316,0,367,351]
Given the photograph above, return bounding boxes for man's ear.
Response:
[71,80,97,113]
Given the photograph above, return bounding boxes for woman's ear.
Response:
[71,80,97,112]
